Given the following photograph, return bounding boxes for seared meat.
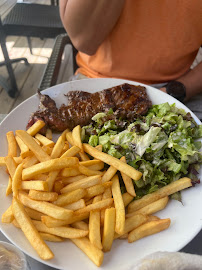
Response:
[27,84,152,133]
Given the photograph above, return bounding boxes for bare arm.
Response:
[161,61,202,101]
[59,0,125,55]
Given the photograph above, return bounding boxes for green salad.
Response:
[81,103,202,199]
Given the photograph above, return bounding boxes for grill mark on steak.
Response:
[27,84,152,133]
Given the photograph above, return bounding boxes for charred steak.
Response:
[27,83,152,133]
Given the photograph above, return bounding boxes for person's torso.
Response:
[76,0,202,84]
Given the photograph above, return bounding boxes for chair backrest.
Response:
[39,34,78,91]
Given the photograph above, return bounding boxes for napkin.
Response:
[132,252,202,270]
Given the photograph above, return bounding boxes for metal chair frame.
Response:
[0,2,65,98]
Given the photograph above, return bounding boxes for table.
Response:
[0,95,202,269]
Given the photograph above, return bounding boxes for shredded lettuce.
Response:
[82,103,202,199]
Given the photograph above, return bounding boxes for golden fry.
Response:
[45,129,52,140]
[60,175,101,194]
[5,156,17,195]
[89,195,102,250]
[46,170,60,192]
[126,196,169,218]
[128,177,192,213]
[16,130,50,162]
[19,192,73,220]
[78,164,103,176]
[75,198,114,216]
[1,205,14,223]
[53,181,64,193]
[22,154,38,169]
[22,157,78,180]
[72,125,83,152]
[83,144,142,181]
[61,166,80,178]
[7,131,17,157]
[21,181,49,191]
[33,220,88,238]
[12,197,54,260]
[122,192,134,207]
[79,152,90,161]
[5,156,17,178]
[62,175,87,185]
[25,207,44,221]
[85,184,105,199]
[27,120,46,136]
[0,157,5,166]
[102,207,116,252]
[39,232,63,242]
[51,130,68,159]
[71,237,104,267]
[35,134,54,147]
[66,132,74,146]
[12,163,23,197]
[101,187,112,225]
[120,156,136,197]
[71,221,89,231]
[114,214,148,239]
[41,212,89,227]
[128,218,171,243]
[16,136,30,158]
[102,165,117,183]
[112,175,125,235]
[6,176,12,196]
[64,199,86,211]
[28,190,58,202]
[54,188,86,206]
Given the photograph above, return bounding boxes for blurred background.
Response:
[0,0,74,115]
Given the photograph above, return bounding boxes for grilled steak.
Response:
[27,83,152,133]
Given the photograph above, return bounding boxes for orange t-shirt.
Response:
[76,0,202,85]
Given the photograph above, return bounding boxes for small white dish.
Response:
[0,241,27,270]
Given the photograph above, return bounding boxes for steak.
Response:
[27,83,152,133]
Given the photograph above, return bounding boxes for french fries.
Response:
[16,130,50,162]
[26,120,45,136]
[33,220,88,239]
[19,192,73,220]
[126,196,169,218]
[0,122,194,267]
[35,134,54,148]
[128,177,192,213]
[54,188,86,206]
[120,156,136,197]
[71,237,104,267]
[128,218,171,243]
[6,131,17,157]
[22,157,78,180]
[16,136,30,158]
[60,175,101,193]
[112,175,125,235]
[72,125,83,152]
[102,207,116,252]
[83,144,142,181]
[28,190,58,202]
[12,197,54,260]
[89,195,102,249]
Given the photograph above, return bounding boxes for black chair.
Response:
[39,34,78,91]
[0,2,66,98]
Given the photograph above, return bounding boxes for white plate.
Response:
[0,78,201,270]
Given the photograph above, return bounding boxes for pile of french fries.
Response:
[0,120,192,267]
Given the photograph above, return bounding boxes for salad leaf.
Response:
[82,102,202,199]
